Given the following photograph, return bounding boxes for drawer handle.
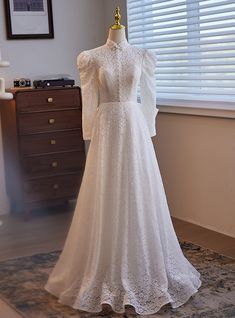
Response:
[51,161,58,167]
[50,139,56,145]
[53,184,59,190]
[47,97,53,103]
[48,118,55,124]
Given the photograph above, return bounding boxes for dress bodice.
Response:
[77,38,158,140]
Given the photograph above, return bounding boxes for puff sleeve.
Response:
[77,51,99,140]
[140,49,159,137]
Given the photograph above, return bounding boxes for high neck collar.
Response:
[105,38,129,51]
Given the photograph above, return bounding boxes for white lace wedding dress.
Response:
[45,38,202,315]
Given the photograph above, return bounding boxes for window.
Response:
[127,0,235,107]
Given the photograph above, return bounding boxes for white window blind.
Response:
[127,0,235,105]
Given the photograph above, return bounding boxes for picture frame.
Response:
[4,0,54,39]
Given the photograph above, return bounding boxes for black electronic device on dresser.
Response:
[0,86,86,220]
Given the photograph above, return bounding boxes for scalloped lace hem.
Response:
[45,277,202,315]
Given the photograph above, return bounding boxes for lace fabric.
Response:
[44,39,202,315]
[77,38,158,140]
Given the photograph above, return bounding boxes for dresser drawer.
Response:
[20,130,84,156]
[23,174,82,203]
[0,86,85,218]
[18,109,82,135]
[16,88,81,112]
[22,151,86,179]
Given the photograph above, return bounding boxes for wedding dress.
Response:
[45,38,202,315]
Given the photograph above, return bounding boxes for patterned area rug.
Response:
[0,241,234,318]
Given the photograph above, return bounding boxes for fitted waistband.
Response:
[98,101,140,107]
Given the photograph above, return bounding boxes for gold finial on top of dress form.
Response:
[111,6,125,30]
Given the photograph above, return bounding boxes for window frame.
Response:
[126,0,235,114]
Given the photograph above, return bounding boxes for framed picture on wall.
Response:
[4,0,54,39]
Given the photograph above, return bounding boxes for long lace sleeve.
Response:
[77,51,99,140]
[140,50,159,137]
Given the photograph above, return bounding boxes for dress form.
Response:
[108,28,126,43]
[107,7,126,43]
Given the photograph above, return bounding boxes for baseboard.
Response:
[171,215,235,239]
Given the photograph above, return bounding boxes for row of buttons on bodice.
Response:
[104,38,139,103]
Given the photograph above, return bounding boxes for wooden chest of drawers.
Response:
[0,87,86,219]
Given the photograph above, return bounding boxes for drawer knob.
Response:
[51,161,58,167]
[50,139,56,145]
[47,97,53,103]
[48,118,55,124]
[53,184,59,189]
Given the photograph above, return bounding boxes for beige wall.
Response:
[0,0,107,88]
[153,112,235,238]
